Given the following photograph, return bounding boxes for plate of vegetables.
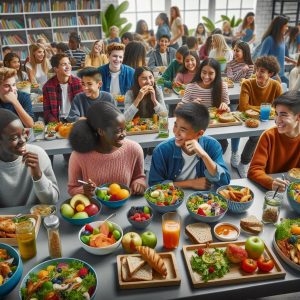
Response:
[273,218,300,271]
[144,183,184,213]
[20,258,98,300]
[186,191,228,223]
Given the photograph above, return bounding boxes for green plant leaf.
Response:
[220,15,230,22]
[189,28,195,36]
[119,23,132,37]
[235,18,243,27]
[202,16,215,32]
[105,4,116,28]
[113,18,128,28]
[101,11,108,36]
[115,1,129,16]
[231,16,236,28]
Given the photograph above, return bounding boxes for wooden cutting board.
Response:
[208,114,243,128]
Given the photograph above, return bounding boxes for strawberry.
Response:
[78,267,89,277]
[144,214,150,220]
[197,248,204,256]
[208,266,215,273]
[135,217,142,222]
[110,194,118,201]
[141,217,146,221]
[157,202,164,206]
[164,201,169,206]
[197,208,206,216]
[85,224,94,233]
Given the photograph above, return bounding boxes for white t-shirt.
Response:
[171,17,183,46]
[160,52,168,66]
[176,150,198,181]
[59,83,71,119]
[25,61,49,86]
[110,70,121,95]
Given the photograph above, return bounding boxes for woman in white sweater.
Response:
[209,34,233,62]
[289,56,300,91]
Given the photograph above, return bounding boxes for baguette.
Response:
[136,246,167,277]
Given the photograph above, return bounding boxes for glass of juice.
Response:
[162,212,180,249]
[260,103,271,122]
[16,219,37,260]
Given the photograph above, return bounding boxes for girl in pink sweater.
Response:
[68,101,146,198]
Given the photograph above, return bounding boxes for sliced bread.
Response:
[126,256,146,276]
[240,215,263,234]
[185,223,213,244]
[121,257,153,282]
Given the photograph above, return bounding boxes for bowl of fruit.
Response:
[287,182,300,214]
[186,191,228,223]
[60,194,101,225]
[217,185,254,213]
[19,258,97,299]
[95,183,131,208]
[144,182,184,213]
[127,206,153,229]
[0,243,23,297]
[78,220,123,255]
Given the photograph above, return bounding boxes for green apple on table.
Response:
[141,231,157,249]
[245,236,265,259]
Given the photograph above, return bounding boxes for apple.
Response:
[141,231,157,249]
[245,236,265,259]
[61,203,75,218]
[72,211,89,219]
[121,232,142,253]
[84,204,99,216]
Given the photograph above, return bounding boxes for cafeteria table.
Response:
[4,178,300,300]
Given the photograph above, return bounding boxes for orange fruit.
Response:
[109,183,121,195]
[116,188,130,200]
[76,204,85,212]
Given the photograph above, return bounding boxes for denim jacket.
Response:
[98,64,134,95]
[149,136,231,188]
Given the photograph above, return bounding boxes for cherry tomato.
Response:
[241,258,257,273]
[197,248,204,256]
[257,256,275,272]
[44,292,60,300]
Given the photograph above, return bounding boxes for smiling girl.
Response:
[84,40,108,68]
[68,101,146,198]
[174,51,200,85]
[3,52,28,82]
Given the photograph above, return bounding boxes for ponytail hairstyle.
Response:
[192,58,222,108]
[69,102,122,153]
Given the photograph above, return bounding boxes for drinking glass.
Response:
[260,103,271,122]
[162,212,180,249]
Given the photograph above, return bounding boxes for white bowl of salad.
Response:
[186,191,228,223]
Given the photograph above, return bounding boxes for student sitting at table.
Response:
[248,91,300,191]
[209,34,233,63]
[43,54,82,123]
[0,67,33,128]
[65,32,86,71]
[98,43,134,96]
[84,40,108,68]
[25,43,50,86]
[3,52,29,82]
[174,51,200,85]
[181,58,230,154]
[148,102,230,189]
[186,36,199,52]
[231,55,283,178]
[68,101,146,198]
[161,45,189,88]
[289,55,300,91]
[148,35,176,69]
[225,40,254,82]
[105,26,122,45]
[0,109,59,207]
[124,66,167,122]
[67,67,115,122]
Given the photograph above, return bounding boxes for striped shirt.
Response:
[174,72,196,84]
[181,81,230,107]
[65,49,86,70]
[225,59,254,82]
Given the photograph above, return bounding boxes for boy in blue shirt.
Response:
[149,102,230,189]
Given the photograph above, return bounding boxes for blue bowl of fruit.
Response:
[186,191,228,223]
[287,182,300,214]
[95,183,131,208]
[60,194,101,225]
[19,258,98,299]
[0,243,23,297]
[127,206,153,229]
[144,183,184,213]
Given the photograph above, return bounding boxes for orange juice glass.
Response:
[162,212,180,249]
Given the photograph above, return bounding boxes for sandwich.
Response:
[245,109,259,119]
[245,118,259,128]
[121,257,152,282]
[218,112,236,123]
[185,223,213,244]
[240,215,263,234]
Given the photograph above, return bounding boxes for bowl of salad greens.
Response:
[186,191,228,223]
[20,258,98,300]
[287,182,300,214]
[144,183,184,213]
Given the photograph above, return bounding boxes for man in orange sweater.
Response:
[248,91,300,191]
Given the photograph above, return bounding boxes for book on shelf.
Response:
[1,35,26,45]
[80,31,98,41]
[77,0,100,10]
[24,1,49,12]
[52,1,76,11]
[28,33,50,44]
[78,15,100,26]
[27,18,49,29]
[53,16,77,27]
[53,32,70,42]
[0,19,24,30]
[0,2,23,13]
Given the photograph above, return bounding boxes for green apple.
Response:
[96,189,108,199]
[107,221,114,233]
[113,229,121,240]
[122,232,142,253]
[72,211,89,219]
[61,203,75,218]
[143,206,151,214]
[245,236,265,259]
[141,231,157,249]
[93,227,100,235]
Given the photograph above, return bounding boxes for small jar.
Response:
[158,111,169,138]
[262,191,283,224]
[44,215,62,258]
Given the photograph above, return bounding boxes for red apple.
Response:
[121,232,142,253]
[84,204,99,216]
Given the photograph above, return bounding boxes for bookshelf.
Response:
[0,0,102,60]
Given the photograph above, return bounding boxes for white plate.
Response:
[273,236,300,272]
[214,222,240,241]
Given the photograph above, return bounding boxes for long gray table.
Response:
[31,117,275,155]
[4,178,300,300]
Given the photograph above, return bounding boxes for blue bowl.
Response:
[287,182,300,214]
[144,184,184,214]
[60,198,102,225]
[216,185,254,213]
[95,183,131,208]
[19,258,98,299]
[127,206,153,229]
[186,191,228,223]
[0,243,23,297]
